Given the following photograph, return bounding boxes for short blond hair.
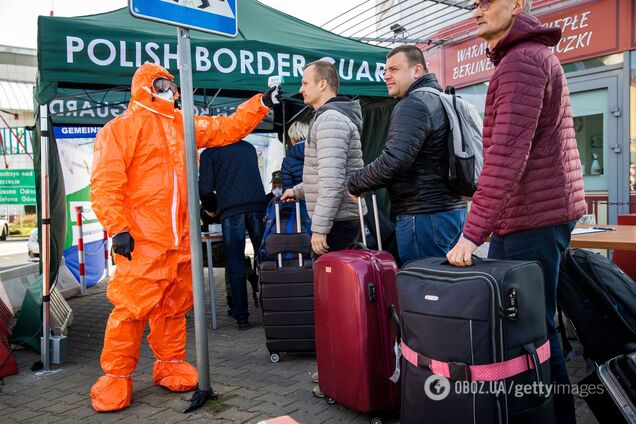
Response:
[287,121,308,143]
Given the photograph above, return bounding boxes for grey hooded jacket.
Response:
[293,97,367,234]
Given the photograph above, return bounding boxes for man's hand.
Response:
[203,210,218,218]
[446,235,478,267]
[112,231,135,261]
[349,192,365,201]
[280,188,296,203]
[311,232,330,256]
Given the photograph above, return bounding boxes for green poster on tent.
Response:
[54,126,106,287]
[54,126,101,250]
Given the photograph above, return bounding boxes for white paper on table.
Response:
[571,228,607,235]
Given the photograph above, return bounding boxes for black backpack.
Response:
[558,248,636,362]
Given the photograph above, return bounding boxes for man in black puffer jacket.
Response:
[348,45,467,263]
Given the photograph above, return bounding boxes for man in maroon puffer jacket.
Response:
[447,1,585,423]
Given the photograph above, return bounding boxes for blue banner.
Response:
[53,126,102,139]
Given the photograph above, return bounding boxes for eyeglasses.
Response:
[152,77,178,94]
[470,0,494,11]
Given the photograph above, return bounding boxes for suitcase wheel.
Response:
[325,397,336,405]
[369,418,382,424]
[270,353,281,363]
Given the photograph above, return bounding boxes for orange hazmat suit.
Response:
[89,63,270,412]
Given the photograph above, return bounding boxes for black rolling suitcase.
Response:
[580,351,636,423]
[395,257,556,424]
[558,248,636,362]
[260,200,315,362]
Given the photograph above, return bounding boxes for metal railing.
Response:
[0,127,33,155]
[584,194,636,224]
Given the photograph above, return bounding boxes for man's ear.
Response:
[512,0,525,15]
[413,64,425,79]
[319,79,328,92]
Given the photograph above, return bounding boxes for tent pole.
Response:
[39,104,51,371]
[282,100,287,158]
[177,27,214,412]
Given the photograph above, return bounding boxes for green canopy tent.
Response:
[36,1,392,101]
[35,0,397,151]
[27,1,398,357]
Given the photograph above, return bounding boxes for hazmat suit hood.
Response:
[129,63,180,115]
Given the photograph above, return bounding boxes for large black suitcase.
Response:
[395,257,556,424]
[558,248,636,362]
[260,200,315,362]
[580,351,636,423]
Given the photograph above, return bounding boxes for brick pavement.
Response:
[0,268,599,423]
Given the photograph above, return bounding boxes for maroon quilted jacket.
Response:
[463,13,586,245]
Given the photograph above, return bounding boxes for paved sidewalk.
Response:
[0,268,598,423]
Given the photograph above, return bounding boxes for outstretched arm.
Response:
[195,95,270,148]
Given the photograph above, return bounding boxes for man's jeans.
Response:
[221,211,265,323]
[395,208,466,263]
[488,221,577,424]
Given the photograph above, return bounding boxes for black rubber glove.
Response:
[112,231,135,261]
[261,85,283,108]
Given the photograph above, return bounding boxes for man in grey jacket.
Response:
[281,60,366,256]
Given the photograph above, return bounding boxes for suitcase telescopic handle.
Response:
[275,199,283,267]
[274,198,304,268]
[295,201,303,266]
[357,196,367,247]
[357,193,383,251]
[371,194,382,251]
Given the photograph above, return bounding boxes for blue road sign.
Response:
[129,0,238,37]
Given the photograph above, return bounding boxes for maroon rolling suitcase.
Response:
[314,195,400,419]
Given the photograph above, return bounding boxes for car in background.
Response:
[0,219,8,240]
[28,228,39,260]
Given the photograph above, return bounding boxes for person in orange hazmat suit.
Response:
[89,63,278,412]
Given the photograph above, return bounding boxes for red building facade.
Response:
[420,0,636,224]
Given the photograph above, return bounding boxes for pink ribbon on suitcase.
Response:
[400,339,551,382]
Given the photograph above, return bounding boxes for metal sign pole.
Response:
[206,224,217,330]
[39,104,51,371]
[177,27,213,408]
